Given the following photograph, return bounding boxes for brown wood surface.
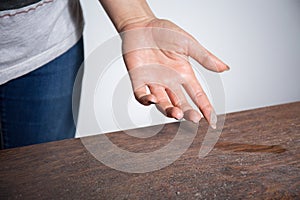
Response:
[0,102,299,199]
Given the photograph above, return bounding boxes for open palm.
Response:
[121,19,229,128]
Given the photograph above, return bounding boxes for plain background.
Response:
[76,0,300,136]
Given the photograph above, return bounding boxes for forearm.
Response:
[99,0,156,32]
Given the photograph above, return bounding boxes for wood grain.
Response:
[0,102,299,199]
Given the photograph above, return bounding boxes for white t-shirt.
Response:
[0,0,84,85]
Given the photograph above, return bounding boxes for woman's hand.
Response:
[99,0,229,128]
[121,18,229,128]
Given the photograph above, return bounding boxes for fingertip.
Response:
[166,107,183,120]
[138,94,157,105]
[215,60,230,73]
[225,65,230,71]
[211,124,217,129]
[174,109,184,120]
[220,64,230,72]
[184,109,201,123]
[148,95,158,104]
[209,109,217,129]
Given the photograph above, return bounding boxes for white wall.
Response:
[77,0,300,136]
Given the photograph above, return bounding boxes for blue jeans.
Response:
[0,38,84,149]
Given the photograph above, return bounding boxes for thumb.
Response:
[188,38,230,72]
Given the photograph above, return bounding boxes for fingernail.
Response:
[225,65,230,71]
[211,124,217,129]
[174,114,182,120]
[147,100,156,104]
[192,118,200,124]
[210,110,217,129]
[171,108,183,120]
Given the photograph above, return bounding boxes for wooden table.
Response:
[0,102,299,199]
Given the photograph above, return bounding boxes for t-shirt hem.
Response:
[0,27,84,85]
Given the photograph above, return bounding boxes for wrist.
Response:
[99,0,156,32]
[118,16,157,32]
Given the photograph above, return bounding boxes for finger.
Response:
[188,37,230,72]
[165,87,202,123]
[183,78,217,129]
[148,84,183,120]
[134,86,157,106]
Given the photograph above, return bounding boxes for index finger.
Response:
[183,77,217,129]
